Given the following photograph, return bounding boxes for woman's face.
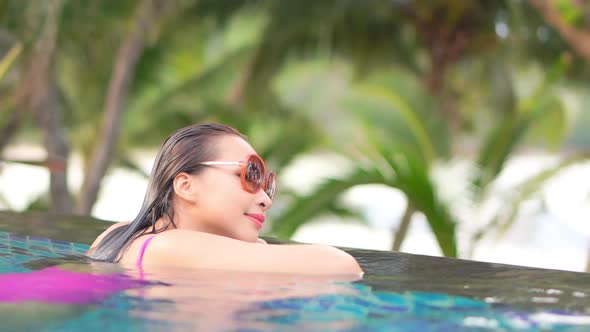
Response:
[182,134,273,242]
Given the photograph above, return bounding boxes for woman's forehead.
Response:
[214,135,257,160]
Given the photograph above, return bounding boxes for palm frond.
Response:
[269,167,388,239]
[0,40,20,81]
[346,84,438,163]
[473,86,568,197]
[374,143,458,257]
[240,0,419,99]
[135,44,253,114]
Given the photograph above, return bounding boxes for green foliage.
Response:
[270,167,386,240]
[473,63,569,196]
[375,143,457,257]
[555,0,585,27]
[268,65,458,256]
[22,192,50,212]
[344,71,450,162]
[1,0,588,259]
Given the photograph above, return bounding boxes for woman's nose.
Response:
[257,190,273,210]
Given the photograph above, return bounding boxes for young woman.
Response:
[87,123,363,276]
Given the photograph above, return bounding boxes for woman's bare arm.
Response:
[142,229,363,276]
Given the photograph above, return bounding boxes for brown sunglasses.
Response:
[200,154,277,200]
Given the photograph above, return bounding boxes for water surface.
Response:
[1,210,590,331]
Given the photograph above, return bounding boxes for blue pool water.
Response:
[0,232,89,273]
[2,212,590,331]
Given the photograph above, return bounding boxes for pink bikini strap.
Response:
[136,234,157,268]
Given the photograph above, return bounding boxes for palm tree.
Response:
[264,47,580,258]
[71,0,173,214]
[0,0,72,213]
[1,0,587,264]
[55,0,322,214]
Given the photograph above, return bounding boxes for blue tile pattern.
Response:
[0,231,88,273]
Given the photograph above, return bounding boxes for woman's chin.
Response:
[221,230,258,243]
[240,231,260,244]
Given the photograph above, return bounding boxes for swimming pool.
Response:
[1,210,590,331]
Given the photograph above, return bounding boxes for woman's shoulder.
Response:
[115,229,235,267]
[87,221,131,254]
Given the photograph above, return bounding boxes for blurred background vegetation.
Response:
[1,0,590,267]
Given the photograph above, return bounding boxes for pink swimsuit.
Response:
[136,234,157,268]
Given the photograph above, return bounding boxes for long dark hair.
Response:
[87,123,245,262]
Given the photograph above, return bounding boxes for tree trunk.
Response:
[407,4,472,136]
[33,79,73,213]
[391,200,415,252]
[0,108,26,154]
[528,0,590,64]
[12,0,73,213]
[77,0,170,214]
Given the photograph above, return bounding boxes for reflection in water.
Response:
[122,265,363,331]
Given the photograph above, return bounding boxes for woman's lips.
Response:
[245,214,265,228]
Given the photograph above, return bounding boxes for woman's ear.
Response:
[173,172,198,203]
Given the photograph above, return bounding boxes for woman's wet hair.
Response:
[87,123,245,262]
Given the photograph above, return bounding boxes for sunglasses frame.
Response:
[199,154,277,199]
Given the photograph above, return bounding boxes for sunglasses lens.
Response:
[263,171,277,200]
[244,155,264,192]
